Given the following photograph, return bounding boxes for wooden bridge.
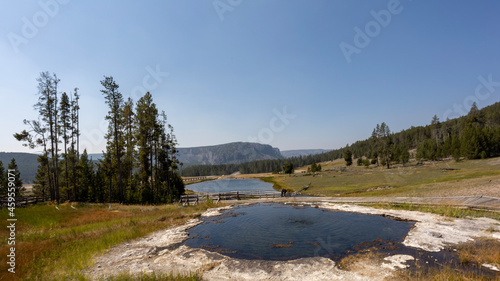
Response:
[180,190,282,205]
[182,176,213,182]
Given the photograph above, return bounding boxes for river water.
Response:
[186,178,276,193]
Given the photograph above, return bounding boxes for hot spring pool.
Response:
[185,203,414,260]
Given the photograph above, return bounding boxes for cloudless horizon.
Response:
[2,1,500,154]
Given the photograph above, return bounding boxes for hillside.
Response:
[281,149,329,158]
[0,152,39,184]
[181,101,500,176]
[177,142,283,166]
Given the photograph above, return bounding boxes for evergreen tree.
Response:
[451,134,462,161]
[344,149,353,166]
[156,111,183,203]
[33,155,50,198]
[59,92,72,200]
[70,88,80,200]
[15,72,63,202]
[39,72,60,201]
[461,102,488,159]
[0,161,6,197]
[77,150,93,202]
[135,92,158,204]
[400,148,410,166]
[283,162,294,174]
[308,162,322,172]
[101,76,125,202]
[7,159,24,196]
[121,97,135,201]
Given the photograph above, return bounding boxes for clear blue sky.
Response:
[1,0,500,154]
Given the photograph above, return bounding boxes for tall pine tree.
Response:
[101,76,125,203]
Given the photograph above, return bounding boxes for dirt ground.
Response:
[85,201,500,281]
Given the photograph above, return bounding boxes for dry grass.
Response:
[0,202,221,281]
[365,202,500,221]
[392,238,500,281]
[338,251,381,270]
[104,272,201,281]
[455,237,500,267]
[392,265,496,281]
[199,261,222,272]
[264,157,500,198]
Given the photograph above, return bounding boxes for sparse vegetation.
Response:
[0,202,219,281]
[364,202,500,221]
[103,272,201,281]
[455,237,500,267]
[395,263,495,281]
[266,157,500,199]
[395,238,500,281]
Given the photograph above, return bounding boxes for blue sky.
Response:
[1,0,500,154]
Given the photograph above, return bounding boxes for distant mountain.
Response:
[177,142,283,166]
[281,149,330,158]
[88,153,104,161]
[0,152,39,184]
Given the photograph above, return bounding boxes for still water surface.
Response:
[185,203,414,260]
[186,178,276,193]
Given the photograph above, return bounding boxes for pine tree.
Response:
[344,149,353,166]
[0,161,6,197]
[33,155,50,198]
[7,159,24,196]
[284,162,294,174]
[101,76,125,202]
[461,102,488,159]
[70,88,80,201]
[77,150,93,202]
[59,92,72,200]
[135,92,158,203]
[38,72,60,202]
[400,148,410,166]
[15,72,62,202]
[121,97,135,201]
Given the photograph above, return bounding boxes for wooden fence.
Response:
[183,176,213,182]
[180,191,282,205]
[1,195,51,207]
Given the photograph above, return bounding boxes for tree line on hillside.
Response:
[14,72,184,204]
[181,149,344,176]
[182,101,500,176]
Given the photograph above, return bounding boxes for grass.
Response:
[363,202,500,221]
[394,238,500,281]
[260,176,287,191]
[103,272,201,281]
[0,202,220,281]
[455,237,500,267]
[394,264,496,281]
[266,157,500,198]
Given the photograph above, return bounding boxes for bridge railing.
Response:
[180,190,282,205]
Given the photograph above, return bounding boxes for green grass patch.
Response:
[267,157,500,198]
[363,202,500,221]
[0,202,220,281]
[260,177,285,191]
